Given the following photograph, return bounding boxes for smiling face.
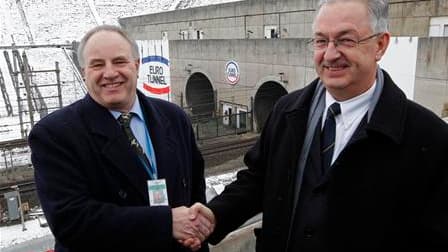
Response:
[82,30,139,112]
[313,1,389,101]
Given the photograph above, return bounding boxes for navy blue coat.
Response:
[29,91,208,252]
[208,70,448,251]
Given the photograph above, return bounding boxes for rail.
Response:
[0,179,36,196]
[200,137,257,157]
[62,47,87,94]
[0,139,28,149]
[0,137,259,193]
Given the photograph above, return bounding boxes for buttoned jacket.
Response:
[208,70,448,251]
[29,91,207,252]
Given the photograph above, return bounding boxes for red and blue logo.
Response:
[142,55,170,94]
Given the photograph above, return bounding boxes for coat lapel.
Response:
[365,70,407,144]
[80,95,149,201]
[284,80,322,192]
[308,119,325,183]
[318,70,407,185]
[138,92,178,195]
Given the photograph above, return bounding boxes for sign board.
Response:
[225,60,240,85]
[137,40,171,101]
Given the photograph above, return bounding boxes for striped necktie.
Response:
[321,102,341,173]
[118,112,155,179]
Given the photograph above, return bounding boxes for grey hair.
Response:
[77,24,140,67]
[315,0,389,33]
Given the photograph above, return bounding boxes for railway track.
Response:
[0,139,28,149]
[0,135,259,212]
[0,139,31,170]
[200,136,258,157]
[0,179,36,195]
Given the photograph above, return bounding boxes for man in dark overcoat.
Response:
[29,25,212,252]
[187,0,448,251]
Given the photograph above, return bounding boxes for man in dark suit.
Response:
[29,25,213,252]
[187,0,448,251]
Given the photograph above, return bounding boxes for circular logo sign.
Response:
[225,60,240,85]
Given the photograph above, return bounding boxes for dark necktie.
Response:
[321,102,341,172]
[118,112,154,178]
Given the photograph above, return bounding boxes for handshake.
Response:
[172,203,216,251]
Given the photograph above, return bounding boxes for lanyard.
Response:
[142,125,158,180]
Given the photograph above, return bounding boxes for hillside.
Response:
[0,0,239,138]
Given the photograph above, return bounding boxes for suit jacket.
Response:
[208,70,448,251]
[29,91,208,252]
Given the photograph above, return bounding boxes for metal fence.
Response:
[192,111,253,140]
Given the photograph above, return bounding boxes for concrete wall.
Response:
[135,36,448,117]
[169,39,316,108]
[120,0,318,40]
[414,37,448,115]
[122,0,448,117]
[430,16,448,36]
[121,0,448,40]
[389,0,448,37]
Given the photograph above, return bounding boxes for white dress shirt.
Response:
[323,82,377,165]
[110,96,157,176]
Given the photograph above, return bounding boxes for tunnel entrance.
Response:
[254,81,287,131]
[185,73,215,118]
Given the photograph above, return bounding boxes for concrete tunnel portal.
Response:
[254,81,288,131]
[185,73,215,117]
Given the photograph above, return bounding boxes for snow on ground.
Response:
[206,168,240,195]
[0,0,240,138]
[0,217,52,249]
[0,116,24,142]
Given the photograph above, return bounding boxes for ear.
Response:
[375,32,390,61]
[134,58,140,70]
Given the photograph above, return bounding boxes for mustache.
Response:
[321,60,350,68]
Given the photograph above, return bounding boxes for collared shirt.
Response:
[110,95,157,177]
[323,81,377,165]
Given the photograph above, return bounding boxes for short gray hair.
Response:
[315,0,389,33]
[77,25,140,67]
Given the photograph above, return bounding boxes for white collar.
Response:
[324,81,376,129]
[110,95,144,121]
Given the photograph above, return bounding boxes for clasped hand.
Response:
[172,203,215,251]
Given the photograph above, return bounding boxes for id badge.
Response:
[147,179,169,206]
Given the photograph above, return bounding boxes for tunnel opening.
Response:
[254,81,287,131]
[185,73,215,119]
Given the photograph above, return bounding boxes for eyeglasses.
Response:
[308,33,383,51]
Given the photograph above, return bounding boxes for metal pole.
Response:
[235,112,238,135]
[214,89,218,117]
[216,116,219,137]
[61,47,86,94]
[3,149,8,170]
[180,92,183,108]
[0,43,72,50]
[4,50,26,137]
[55,62,63,108]
[250,96,254,132]
[16,0,34,44]
[11,185,27,231]
[22,55,35,127]
[9,151,13,169]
